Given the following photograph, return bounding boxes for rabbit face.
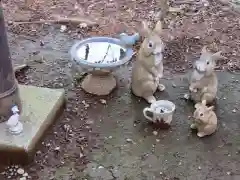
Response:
[140,21,165,58]
[193,100,214,124]
[195,46,221,76]
[142,34,164,56]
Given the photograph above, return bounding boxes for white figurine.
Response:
[6,105,23,135]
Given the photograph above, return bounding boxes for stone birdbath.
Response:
[70,37,134,95]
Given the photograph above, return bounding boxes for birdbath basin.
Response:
[70,37,134,95]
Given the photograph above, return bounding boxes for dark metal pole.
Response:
[0,2,22,121]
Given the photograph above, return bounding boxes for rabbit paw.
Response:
[146,96,156,104]
[190,87,198,93]
[190,124,197,129]
[154,77,160,83]
[158,84,165,91]
[197,132,206,138]
[189,86,197,92]
[184,93,190,100]
[193,89,198,93]
[202,87,208,93]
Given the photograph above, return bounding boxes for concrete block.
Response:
[0,85,65,165]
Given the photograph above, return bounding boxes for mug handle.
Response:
[143,107,154,121]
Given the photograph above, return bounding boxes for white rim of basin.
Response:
[70,36,134,69]
[151,100,176,115]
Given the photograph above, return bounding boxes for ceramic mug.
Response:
[143,100,175,124]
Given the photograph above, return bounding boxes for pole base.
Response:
[81,74,117,96]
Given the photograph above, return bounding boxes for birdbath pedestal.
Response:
[81,70,116,96]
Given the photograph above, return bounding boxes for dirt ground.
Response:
[0,0,240,179]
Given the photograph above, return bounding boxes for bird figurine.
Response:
[6,105,23,135]
[118,32,140,46]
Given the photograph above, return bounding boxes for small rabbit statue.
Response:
[191,100,217,138]
[6,105,23,135]
[131,20,165,103]
[188,46,222,105]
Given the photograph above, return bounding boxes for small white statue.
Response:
[6,105,23,135]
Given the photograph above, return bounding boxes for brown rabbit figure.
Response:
[189,46,222,105]
[191,100,217,138]
[131,21,165,103]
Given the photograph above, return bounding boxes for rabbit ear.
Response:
[194,103,201,109]
[212,51,222,61]
[201,46,208,54]
[207,106,214,111]
[201,100,207,106]
[153,21,162,35]
[141,21,151,37]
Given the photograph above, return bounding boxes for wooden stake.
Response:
[13,15,97,26]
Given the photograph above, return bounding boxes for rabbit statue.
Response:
[6,105,23,135]
[191,100,217,138]
[131,20,165,104]
[188,46,222,105]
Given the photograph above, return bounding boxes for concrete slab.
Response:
[0,85,65,165]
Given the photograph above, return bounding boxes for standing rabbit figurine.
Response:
[131,21,165,103]
[191,100,217,138]
[188,46,222,105]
